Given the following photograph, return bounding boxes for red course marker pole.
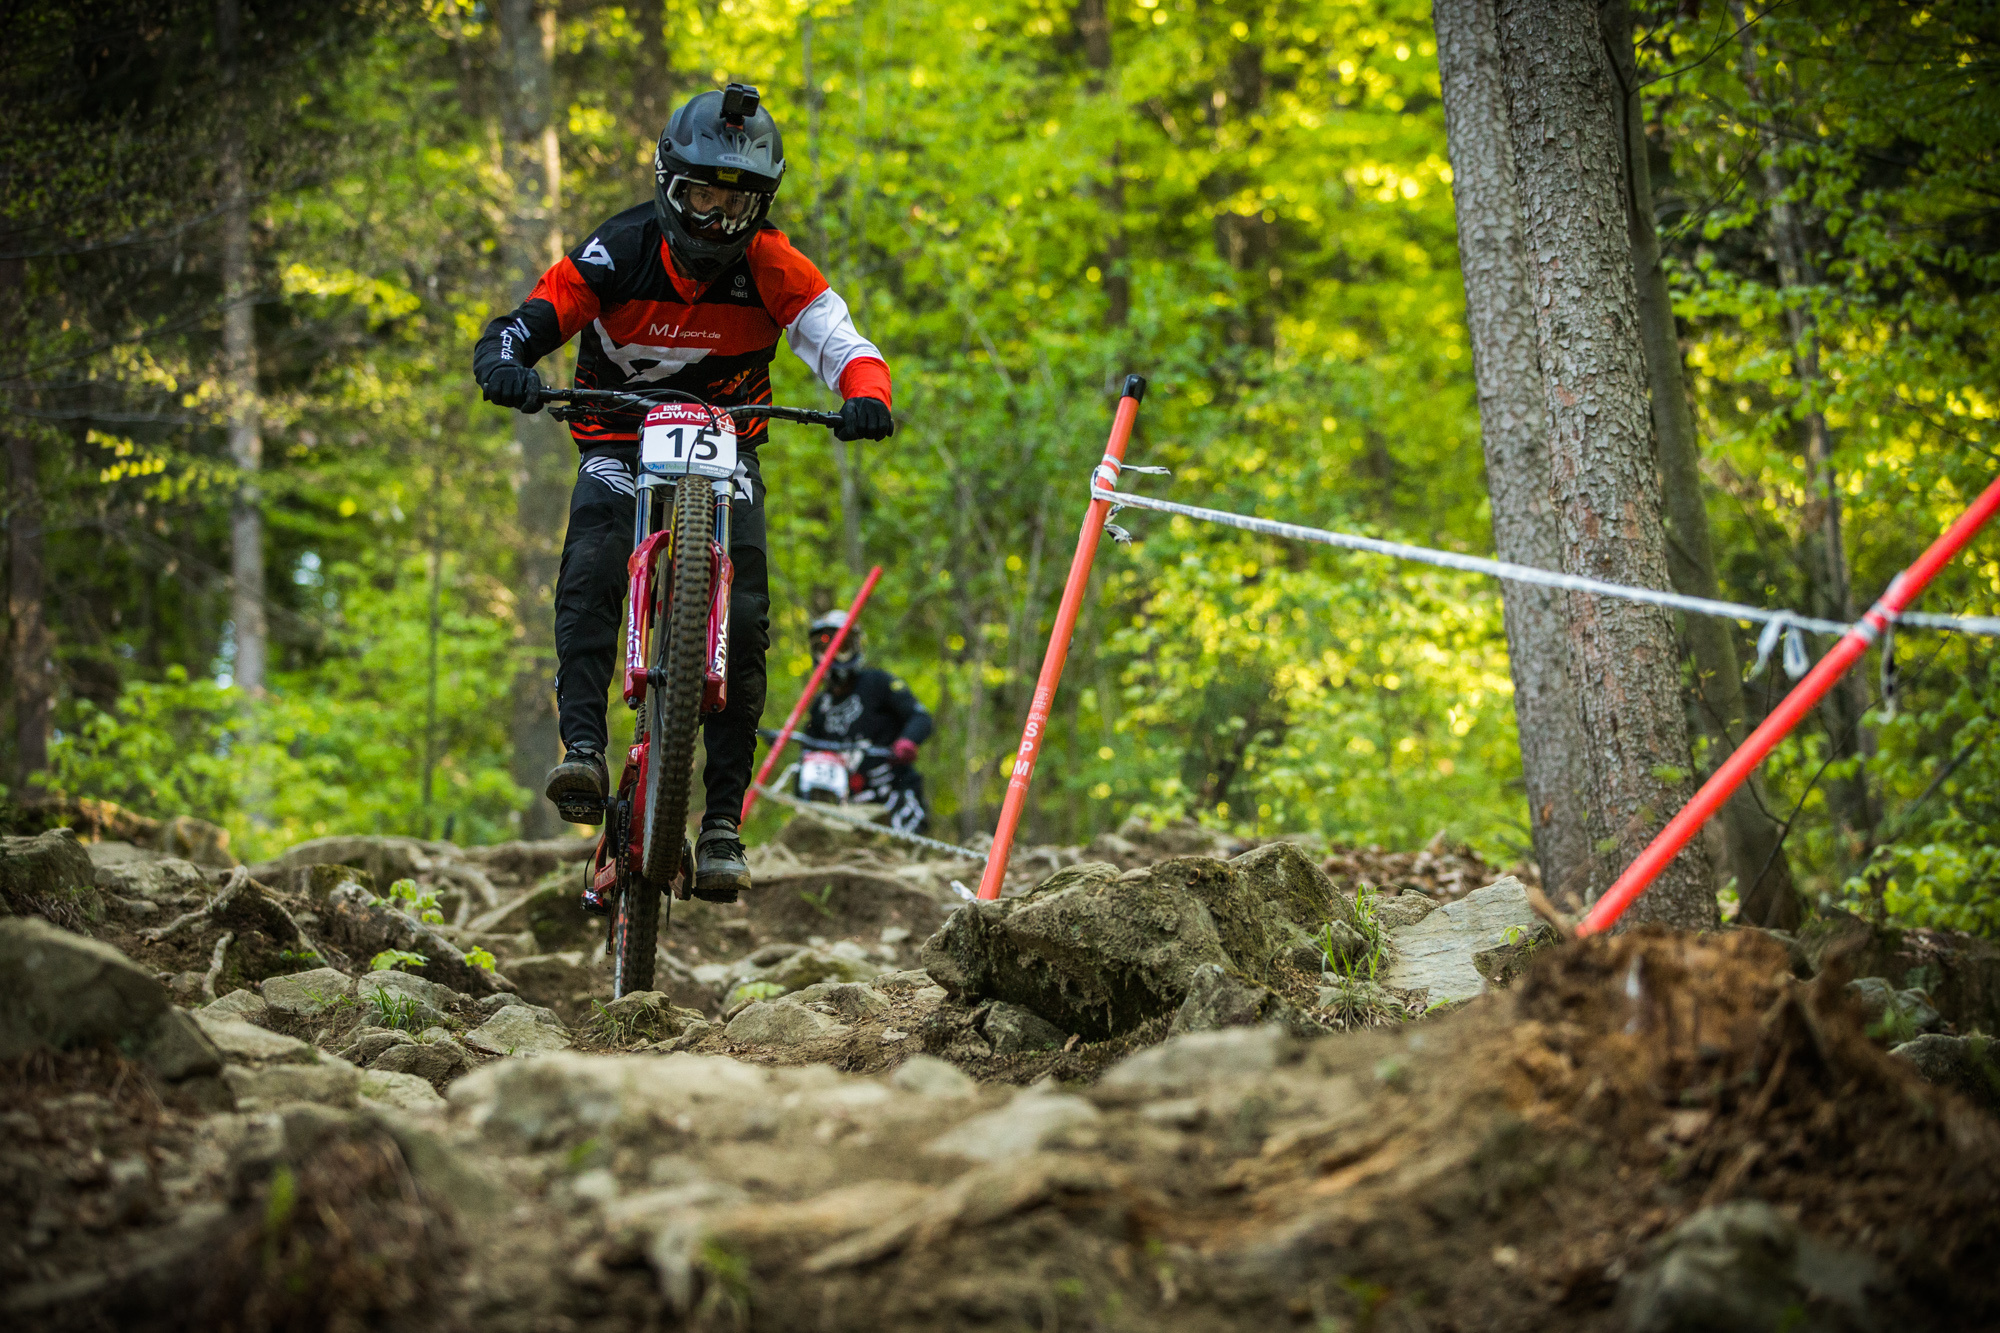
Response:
[1576,474,2000,937]
[740,564,883,824]
[977,375,1148,901]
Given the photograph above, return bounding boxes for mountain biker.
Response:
[471,83,894,903]
[800,611,934,834]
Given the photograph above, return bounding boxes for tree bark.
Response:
[3,253,51,787]
[497,0,569,837]
[218,0,265,696]
[1601,0,1797,928]
[630,0,674,175]
[1074,0,1130,330]
[1731,5,1875,866]
[1493,0,1714,928]
[1433,0,1594,901]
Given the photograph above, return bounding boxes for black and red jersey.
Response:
[473,203,892,451]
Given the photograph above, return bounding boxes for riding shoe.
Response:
[693,824,752,902]
[545,747,609,826]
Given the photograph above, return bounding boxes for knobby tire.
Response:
[615,477,711,996]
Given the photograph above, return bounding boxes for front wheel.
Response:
[640,476,714,890]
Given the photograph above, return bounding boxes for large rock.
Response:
[1620,1200,1879,1332]
[1891,1033,2000,1117]
[982,1000,1066,1054]
[0,827,103,927]
[926,1088,1100,1163]
[361,1068,449,1114]
[0,918,221,1084]
[1380,876,1548,1006]
[87,843,212,903]
[1846,976,1940,1037]
[920,843,1350,1038]
[319,883,508,997]
[521,872,599,951]
[223,1054,362,1111]
[249,834,449,886]
[192,1012,316,1065]
[464,1004,572,1057]
[588,990,712,1044]
[724,1000,847,1046]
[372,1038,474,1087]
[260,967,358,1018]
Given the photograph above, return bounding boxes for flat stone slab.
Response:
[723,1000,848,1047]
[260,968,356,1017]
[464,1004,573,1057]
[192,1012,315,1065]
[1381,875,1542,1005]
[224,1054,361,1111]
[361,1068,449,1114]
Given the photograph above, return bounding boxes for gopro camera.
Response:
[721,83,761,126]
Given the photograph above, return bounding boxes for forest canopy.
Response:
[3,0,1996,935]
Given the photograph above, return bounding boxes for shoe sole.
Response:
[692,870,751,903]
[546,773,606,826]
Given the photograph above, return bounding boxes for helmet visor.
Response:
[668,176,763,237]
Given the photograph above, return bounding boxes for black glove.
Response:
[835,396,894,441]
[482,365,545,413]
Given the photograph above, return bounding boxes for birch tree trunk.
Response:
[1601,0,1797,927]
[4,253,51,785]
[497,0,569,837]
[1433,0,1594,901]
[1493,0,1714,928]
[218,0,265,697]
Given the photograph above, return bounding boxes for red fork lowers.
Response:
[740,564,883,823]
[1576,472,2000,937]
[977,375,1148,901]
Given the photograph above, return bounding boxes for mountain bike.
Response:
[545,386,843,998]
[755,726,897,806]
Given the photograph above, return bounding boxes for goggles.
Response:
[668,175,763,236]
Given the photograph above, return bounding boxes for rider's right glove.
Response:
[891,738,919,766]
[482,365,545,414]
[835,396,894,442]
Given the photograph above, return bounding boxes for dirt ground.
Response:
[6,814,1997,1333]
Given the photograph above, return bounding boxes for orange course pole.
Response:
[1576,472,2000,937]
[740,564,883,823]
[977,375,1148,900]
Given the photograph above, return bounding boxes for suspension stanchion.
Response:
[1576,473,2000,937]
[976,375,1148,901]
[741,564,883,823]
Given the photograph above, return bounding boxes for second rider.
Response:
[471,83,895,903]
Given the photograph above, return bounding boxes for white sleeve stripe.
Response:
[784,288,883,395]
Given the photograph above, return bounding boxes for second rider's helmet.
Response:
[654,83,786,282]
[808,610,864,686]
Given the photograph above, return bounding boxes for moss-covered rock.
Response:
[0,827,103,928]
[919,843,1346,1038]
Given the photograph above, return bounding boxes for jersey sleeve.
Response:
[749,230,894,407]
[470,255,603,387]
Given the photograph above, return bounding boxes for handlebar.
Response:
[540,386,849,431]
[758,727,896,760]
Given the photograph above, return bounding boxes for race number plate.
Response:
[798,750,848,800]
[640,404,738,481]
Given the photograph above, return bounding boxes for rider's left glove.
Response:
[835,396,894,442]
[891,738,919,766]
[483,365,545,414]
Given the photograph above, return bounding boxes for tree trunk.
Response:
[1731,5,1876,866]
[1601,0,1798,928]
[1074,0,1130,331]
[218,0,265,696]
[3,254,51,787]
[1433,0,1594,902]
[630,0,673,184]
[1493,0,1713,928]
[497,0,569,837]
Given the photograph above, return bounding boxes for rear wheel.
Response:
[641,476,713,890]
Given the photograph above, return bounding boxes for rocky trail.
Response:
[4,800,1999,1332]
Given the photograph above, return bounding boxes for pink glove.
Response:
[891,738,919,766]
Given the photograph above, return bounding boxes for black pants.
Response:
[553,446,769,826]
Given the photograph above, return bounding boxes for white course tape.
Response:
[751,781,983,860]
[1094,482,2000,640]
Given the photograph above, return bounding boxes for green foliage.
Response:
[369,949,429,975]
[383,878,445,926]
[367,988,423,1030]
[465,946,498,973]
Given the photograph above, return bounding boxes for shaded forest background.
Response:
[3,0,1996,934]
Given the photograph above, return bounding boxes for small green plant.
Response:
[369,990,422,1031]
[729,980,785,1007]
[465,945,497,973]
[370,948,429,973]
[276,947,322,967]
[376,877,445,926]
[799,884,837,920]
[588,998,641,1046]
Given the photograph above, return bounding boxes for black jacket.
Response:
[804,668,933,752]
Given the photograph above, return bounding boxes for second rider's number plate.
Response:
[641,403,738,481]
